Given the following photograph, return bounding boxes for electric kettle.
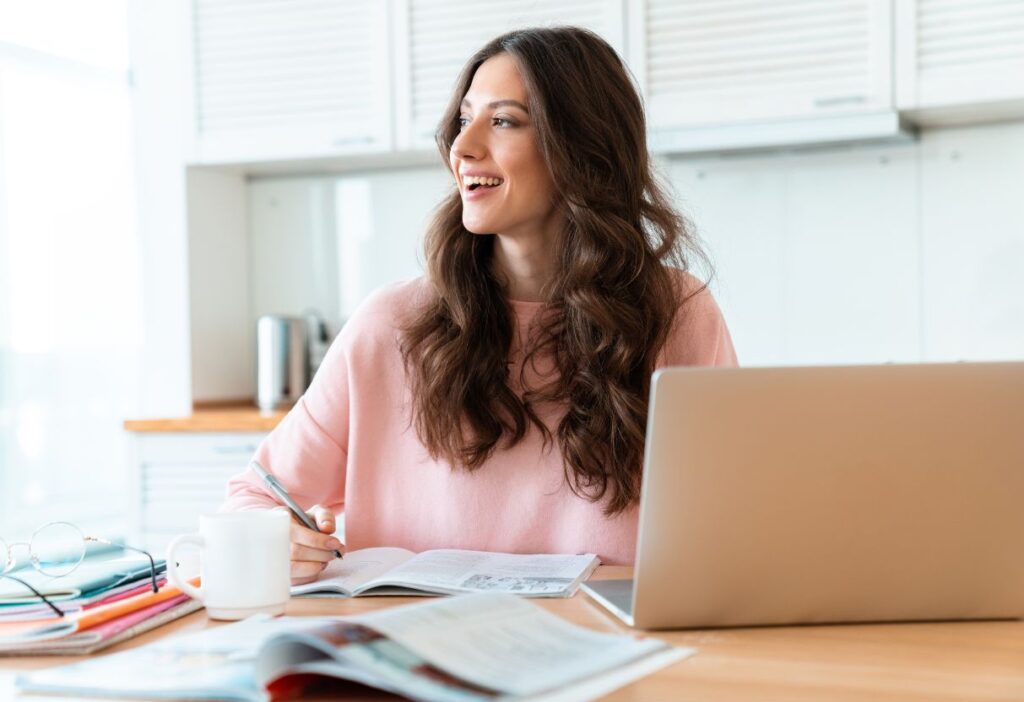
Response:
[255,313,329,411]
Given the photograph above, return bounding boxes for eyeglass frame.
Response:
[0,521,160,619]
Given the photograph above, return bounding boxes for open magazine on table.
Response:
[19,592,693,701]
[292,548,600,598]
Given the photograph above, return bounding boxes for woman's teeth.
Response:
[464,176,504,188]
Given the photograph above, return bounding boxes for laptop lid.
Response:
[631,362,1024,630]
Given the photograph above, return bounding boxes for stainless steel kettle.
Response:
[256,315,307,411]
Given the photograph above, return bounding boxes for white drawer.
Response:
[141,462,247,532]
[136,432,266,463]
[132,431,268,541]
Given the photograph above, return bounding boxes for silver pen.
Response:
[250,459,343,559]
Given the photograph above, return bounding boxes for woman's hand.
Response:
[277,505,345,585]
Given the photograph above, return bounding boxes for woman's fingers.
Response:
[290,542,336,563]
[273,504,343,584]
[289,520,344,553]
[290,559,327,585]
[309,504,336,533]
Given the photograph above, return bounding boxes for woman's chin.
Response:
[462,218,495,235]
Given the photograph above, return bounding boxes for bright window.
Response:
[0,0,139,538]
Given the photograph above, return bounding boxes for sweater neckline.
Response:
[508,298,546,318]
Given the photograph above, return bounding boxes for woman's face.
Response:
[450,53,558,238]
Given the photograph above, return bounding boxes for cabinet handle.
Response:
[332,135,374,146]
[814,95,867,108]
[212,444,259,455]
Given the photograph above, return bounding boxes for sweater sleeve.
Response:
[221,329,350,515]
[659,272,739,368]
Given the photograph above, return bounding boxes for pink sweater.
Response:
[223,271,737,564]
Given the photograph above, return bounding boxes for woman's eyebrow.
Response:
[460,98,529,113]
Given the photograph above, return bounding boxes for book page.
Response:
[356,592,678,697]
[18,615,326,700]
[257,623,493,701]
[291,547,415,597]
[362,550,598,596]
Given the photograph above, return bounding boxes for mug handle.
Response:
[166,533,205,602]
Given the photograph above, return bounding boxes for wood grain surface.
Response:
[3,566,1023,701]
[123,403,286,433]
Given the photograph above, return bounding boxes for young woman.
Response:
[224,27,737,584]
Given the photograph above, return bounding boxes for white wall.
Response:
[128,0,192,416]
[335,166,452,317]
[248,176,339,325]
[188,168,249,402]
[193,119,1024,399]
[672,119,1024,366]
[184,168,450,402]
[671,143,921,365]
[919,122,1024,362]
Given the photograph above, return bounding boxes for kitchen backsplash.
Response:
[190,119,1024,402]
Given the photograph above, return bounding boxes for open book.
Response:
[292,548,599,598]
[20,593,693,701]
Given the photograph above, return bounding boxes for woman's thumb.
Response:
[310,504,336,531]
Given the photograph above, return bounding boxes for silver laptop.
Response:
[582,362,1024,629]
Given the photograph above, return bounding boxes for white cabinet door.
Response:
[634,0,897,152]
[395,0,626,149]
[895,0,1024,122]
[189,0,391,164]
[131,432,266,554]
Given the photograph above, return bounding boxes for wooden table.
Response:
[3,566,1024,701]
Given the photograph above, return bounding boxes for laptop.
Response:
[582,362,1024,629]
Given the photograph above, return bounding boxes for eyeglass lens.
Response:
[30,522,86,577]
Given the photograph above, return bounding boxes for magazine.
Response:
[292,548,600,598]
[20,593,693,701]
[1,598,203,656]
[0,556,166,604]
[0,579,198,647]
[0,577,169,622]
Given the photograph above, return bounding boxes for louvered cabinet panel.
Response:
[637,0,894,132]
[896,0,1024,116]
[190,0,391,164]
[397,0,626,148]
[131,433,266,553]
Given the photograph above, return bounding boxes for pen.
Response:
[250,459,343,559]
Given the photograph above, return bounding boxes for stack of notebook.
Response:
[0,556,202,655]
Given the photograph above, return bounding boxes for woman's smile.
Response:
[459,170,506,201]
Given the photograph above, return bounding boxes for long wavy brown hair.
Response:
[400,26,709,515]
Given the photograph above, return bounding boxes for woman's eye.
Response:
[457,115,514,130]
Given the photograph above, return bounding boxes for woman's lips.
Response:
[463,183,502,201]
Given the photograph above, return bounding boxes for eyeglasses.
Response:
[0,521,159,619]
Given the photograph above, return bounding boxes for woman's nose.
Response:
[451,120,486,161]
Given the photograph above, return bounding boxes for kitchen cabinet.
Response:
[895,0,1024,124]
[188,0,392,164]
[129,431,268,554]
[176,0,1024,167]
[630,0,903,152]
[394,0,627,150]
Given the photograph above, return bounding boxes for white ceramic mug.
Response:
[166,510,290,620]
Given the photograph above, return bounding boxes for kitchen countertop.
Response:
[123,401,287,433]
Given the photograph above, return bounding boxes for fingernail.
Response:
[327,539,342,550]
